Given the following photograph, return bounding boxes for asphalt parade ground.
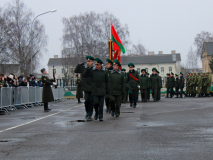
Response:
[0,97,213,160]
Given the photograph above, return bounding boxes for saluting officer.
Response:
[41,68,57,111]
[127,63,139,108]
[109,59,124,117]
[105,58,113,113]
[74,56,94,119]
[82,58,109,121]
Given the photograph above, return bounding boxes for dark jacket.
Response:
[179,76,184,88]
[158,75,162,88]
[82,66,109,96]
[139,74,149,90]
[76,78,83,98]
[109,69,124,96]
[150,74,160,89]
[126,69,139,90]
[175,78,179,88]
[74,63,93,92]
[166,77,171,88]
[41,75,54,103]
[170,76,175,88]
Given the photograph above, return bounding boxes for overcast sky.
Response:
[2,0,213,72]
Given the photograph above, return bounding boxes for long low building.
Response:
[47,50,181,82]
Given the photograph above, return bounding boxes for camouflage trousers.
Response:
[197,86,202,95]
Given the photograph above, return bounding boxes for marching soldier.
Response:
[165,73,171,98]
[156,70,162,101]
[121,68,128,103]
[105,58,113,113]
[174,74,179,98]
[82,58,109,121]
[41,68,57,111]
[150,68,160,102]
[146,72,150,101]
[191,73,197,97]
[197,73,202,97]
[179,72,185,98]
[139,69,149,102]
[109,59,124,117]
[74,56,94,119]
[170,72,175,98]
[127,63,139,108]
[76,74,83,103]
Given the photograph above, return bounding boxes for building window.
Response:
[145,68,148,73]
[137,68,140,74]
[169,67,172,73]
[172,54,176,61]
[161,67,164,75]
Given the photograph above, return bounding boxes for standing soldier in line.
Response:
[197,73,202,97]
[156,70,162,101]
[192,73,197,97]
[174,74,179,98]
[121,68,128,103]
[203,73,207,96]
[139,69,149,102]
[206,72,211,96]
[170,72,175,98]
[146,72,150,101]
[179,72,185,98]
[82,58,109,121]
[74,56,94,119]
[41,68,57,111]
[165,73,171,98]
[76,74,83,103]
[185,73,190,97]
[105,59,113,113]
[109,59,124,117]
[150,68,160,102]
[126,63,139,108]
[201,73,205,97]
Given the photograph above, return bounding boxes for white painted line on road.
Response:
[0,104,84,134]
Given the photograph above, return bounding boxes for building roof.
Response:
[203,42,213,56]
[48,53,181,66]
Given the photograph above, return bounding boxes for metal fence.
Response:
[0,86,65,115]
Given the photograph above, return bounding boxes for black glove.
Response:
[80,62,85,66]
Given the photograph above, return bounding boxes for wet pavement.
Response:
[0,97,213,160]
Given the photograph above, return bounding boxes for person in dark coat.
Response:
[76,74,83,103]
[41,68,56,111]
[146,72,150,101]
[179,72,185,98]
[165,73,171,98]
[150,68,160,102]
[139,69,149,102]
[170,72,175,98]
[175,74,179,98]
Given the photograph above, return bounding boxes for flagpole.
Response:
[110,20,112,60]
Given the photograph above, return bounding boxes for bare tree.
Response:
[194,31,213,59]
[2,0,48,75]
[131,43,146,56]
[186,47,198,69]
[62,11,130,58]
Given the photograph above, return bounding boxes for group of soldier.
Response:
[74,56,165,121]
[185,72,212,97]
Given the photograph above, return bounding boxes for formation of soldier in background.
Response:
[185,72,212,97]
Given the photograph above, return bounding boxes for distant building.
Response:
[48,51,181,80]
[202,42,213,73]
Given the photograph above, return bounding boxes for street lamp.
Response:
[30,9,57,74]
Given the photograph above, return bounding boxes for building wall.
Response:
[121,63,179,78]
[202,50,212,73]
[48,65,64,79]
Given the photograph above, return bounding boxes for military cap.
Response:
[141,69,146,72]
[41,68,46,73]
[166,73,170,76]
[146,72,150,75]
[171,72,174,75]
[152,68,157,71]
[95,58,103,65]
[128,63,135,67]
[106,58,113,64]
[113,59,121,67]
[121,68,126,71]
[156,70,160,73]
[86,56,95,61]
[175,74,178,76]
[180,72,183,75]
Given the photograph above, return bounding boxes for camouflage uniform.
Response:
[197,73,202,97]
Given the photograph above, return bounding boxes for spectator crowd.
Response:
[0,73,43,88]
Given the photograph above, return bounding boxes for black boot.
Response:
[94,113,98,120]
[130,103,133,107]
[111,111,115,117]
